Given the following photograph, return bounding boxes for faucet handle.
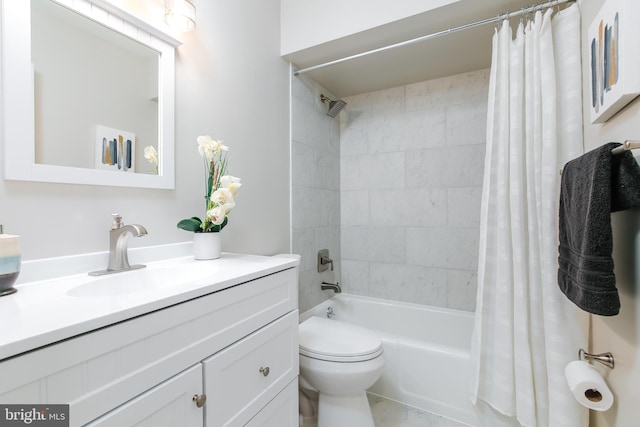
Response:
[317,249,334,272]
[111,214,123,230]
[320,256,334,271]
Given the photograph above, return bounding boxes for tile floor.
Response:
[367,394,469,427]
[302,393,470,427]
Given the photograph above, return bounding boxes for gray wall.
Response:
[1,0,291,261]
[291,75,341,313]
[339,69,489,311]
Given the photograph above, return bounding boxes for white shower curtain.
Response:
[470,4,589,427]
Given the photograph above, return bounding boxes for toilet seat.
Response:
[299,316,383,362]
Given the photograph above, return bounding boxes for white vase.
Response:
[193,232,221,260]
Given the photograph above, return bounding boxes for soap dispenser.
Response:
[0,225,20,296]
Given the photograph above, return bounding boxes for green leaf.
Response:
[177,217,202,232]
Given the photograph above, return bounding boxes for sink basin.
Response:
[67,264,214,298]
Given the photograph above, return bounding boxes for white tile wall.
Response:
[339,69,490,311]
[292,68,489,312]
[447,187,483,228]
[405,227,479,270]
[405,145,486,188]
[291,74,342,312]
[341,152,406,190]
[370,264,449,306]
[370,188,448,227]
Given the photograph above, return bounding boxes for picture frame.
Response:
[589,0,640,124]
[95,125,136,173]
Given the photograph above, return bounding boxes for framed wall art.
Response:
[589,0,640,123]
[95,125,136,173]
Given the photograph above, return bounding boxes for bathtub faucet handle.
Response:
[321,256,334,271]
[317,249,334,272]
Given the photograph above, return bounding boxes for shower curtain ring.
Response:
[497,11,508,28]
[526,3,536,20]
[519,7,525,26]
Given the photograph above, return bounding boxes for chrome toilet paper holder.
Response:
[579,348,615,369]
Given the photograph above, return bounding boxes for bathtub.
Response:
[300,293,477,426]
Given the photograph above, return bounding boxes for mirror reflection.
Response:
[30,0,160,175]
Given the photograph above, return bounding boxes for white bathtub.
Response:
[300,294,477,426]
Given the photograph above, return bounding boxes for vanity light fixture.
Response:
[164,0,196,32]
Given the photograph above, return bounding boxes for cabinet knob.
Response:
[192,394,207,408]
[259,366,270,377]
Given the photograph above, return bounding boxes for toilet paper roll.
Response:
[565,360,614,411]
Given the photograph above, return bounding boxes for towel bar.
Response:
[611,140,640,155]
[560,140,640,175]
[579,348,615,369]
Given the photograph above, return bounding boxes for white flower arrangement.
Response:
[143,145,158,174]
[177,135,241,233]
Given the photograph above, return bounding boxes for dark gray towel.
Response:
[612,148,640,211]
[558,142,640,316]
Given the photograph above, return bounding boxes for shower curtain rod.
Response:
[293,0,576,76]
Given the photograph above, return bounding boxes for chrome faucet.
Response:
[89,214,147,276]
[321,281,342,293]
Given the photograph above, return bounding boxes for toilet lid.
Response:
[299,316,383,362]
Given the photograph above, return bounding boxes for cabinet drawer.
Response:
[203,310,299,426]
[85,365,203,427]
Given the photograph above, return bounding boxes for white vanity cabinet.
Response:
[0,264,299,427]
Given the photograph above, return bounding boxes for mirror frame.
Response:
[2,0,181,189]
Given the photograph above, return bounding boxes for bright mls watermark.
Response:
[0,405,69,426]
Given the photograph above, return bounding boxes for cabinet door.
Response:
[245,379,298,427]
[203,311,299,426]
[85,365,203,427]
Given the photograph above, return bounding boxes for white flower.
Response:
[197,135,215,160]
[210,188,235,209]
[197,135,228,161]
[221,203,235,215]
[220,175,242,196]
[206,206,227,225]
[143,146,158,165]
[213,139,228,152]
[197,135,227,161]
[220,175,240,186]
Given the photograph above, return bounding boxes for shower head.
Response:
[320,94,347,118]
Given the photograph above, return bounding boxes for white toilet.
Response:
[298,316,385,427]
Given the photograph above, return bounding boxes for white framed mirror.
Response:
[2,0,181,189]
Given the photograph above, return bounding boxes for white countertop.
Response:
[0,252,298,360]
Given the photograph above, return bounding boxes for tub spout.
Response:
[321,281,341,293]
